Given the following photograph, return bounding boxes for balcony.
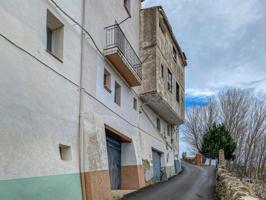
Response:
[104,24,142,87]
[140,92,183,125]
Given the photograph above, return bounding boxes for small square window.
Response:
[160,64,164,78]
[114,82,121,106]
[133,98,137,110]
[104,69,111,92]
[46,10,64,60]
[59,144,72,161]
[156,118,161,131]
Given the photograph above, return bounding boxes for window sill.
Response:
[46,49,63,63]
[115,102,121,107]
[104,85,112,93]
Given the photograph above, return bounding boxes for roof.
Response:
[141,6,187,67]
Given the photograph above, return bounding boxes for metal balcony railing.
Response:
[105,24,142,80]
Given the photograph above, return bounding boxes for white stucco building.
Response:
[0,1,186,199]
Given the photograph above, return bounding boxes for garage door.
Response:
[152,150,161,181]
[106,136,121,189]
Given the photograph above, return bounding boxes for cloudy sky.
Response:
[143,0,266,101]
[142,0,266,154]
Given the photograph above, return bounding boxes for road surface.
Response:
[123,162,217,200]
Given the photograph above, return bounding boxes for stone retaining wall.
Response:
[216,168,259,200]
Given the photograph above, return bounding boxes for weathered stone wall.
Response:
[139,6,185,120]
[139,8,157,94]
[216,168,259,200]
[156,10,185,120]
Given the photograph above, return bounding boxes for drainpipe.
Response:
[78,0,86,199]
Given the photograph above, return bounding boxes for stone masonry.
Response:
[139,6,187,124]
[219,149,225,167]
[217,150,259,200]
[216,168,259,200]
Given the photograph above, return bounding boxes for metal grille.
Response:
[105,24,142,80]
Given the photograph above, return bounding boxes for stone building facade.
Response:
[0,1,186,200]
[139,6,187,180]
[139,6,187,124]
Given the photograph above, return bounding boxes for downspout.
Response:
[78,0,86,199]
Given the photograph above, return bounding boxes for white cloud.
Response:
[186,88,215,97]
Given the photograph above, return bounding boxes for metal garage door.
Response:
[106,136,121,189]
[152,150,161,181]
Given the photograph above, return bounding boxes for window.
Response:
[156,118,161,131]
[59,144,72,161]
[160,64,164,78]
[167,125,172,136]
[159,20,166,34]
[133,98,137,110]
[172,47,177,63]
[176,82,180,103]
[46,10,64,60]
[114,82,121,106]
[104,69,111,92]
[47,28,53,52]
[124,0,131,15]
[167,69,172,93]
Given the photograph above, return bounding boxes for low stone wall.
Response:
[252,183,266,200]
[216,168,259,200]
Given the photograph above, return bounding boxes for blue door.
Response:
[106,136,121,189]
[152,150,161,181]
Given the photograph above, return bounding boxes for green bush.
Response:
[201,124,236,160]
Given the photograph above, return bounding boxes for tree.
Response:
[217,89,250,166]
[184,100,218,153]
[184,88,266,180]
[200,124,236,160]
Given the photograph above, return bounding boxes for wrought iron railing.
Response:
[105,24,142,80]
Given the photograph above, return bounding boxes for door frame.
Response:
[152,148,162,181]
[105,124,132,190]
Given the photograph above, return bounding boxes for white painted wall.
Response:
[0,0,83,180]
[0,0,179,182]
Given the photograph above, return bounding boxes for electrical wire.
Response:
[0,0,177,148]
[0,31,166,144]
[49,0,105,58]
[49,0,142,97]
[48,0,179,147]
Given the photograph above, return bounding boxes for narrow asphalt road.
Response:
[123,162,217,200]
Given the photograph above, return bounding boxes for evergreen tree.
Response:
[201,124,236,160]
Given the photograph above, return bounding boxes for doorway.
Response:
[152,150,161,181]
[106,136,121,189]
